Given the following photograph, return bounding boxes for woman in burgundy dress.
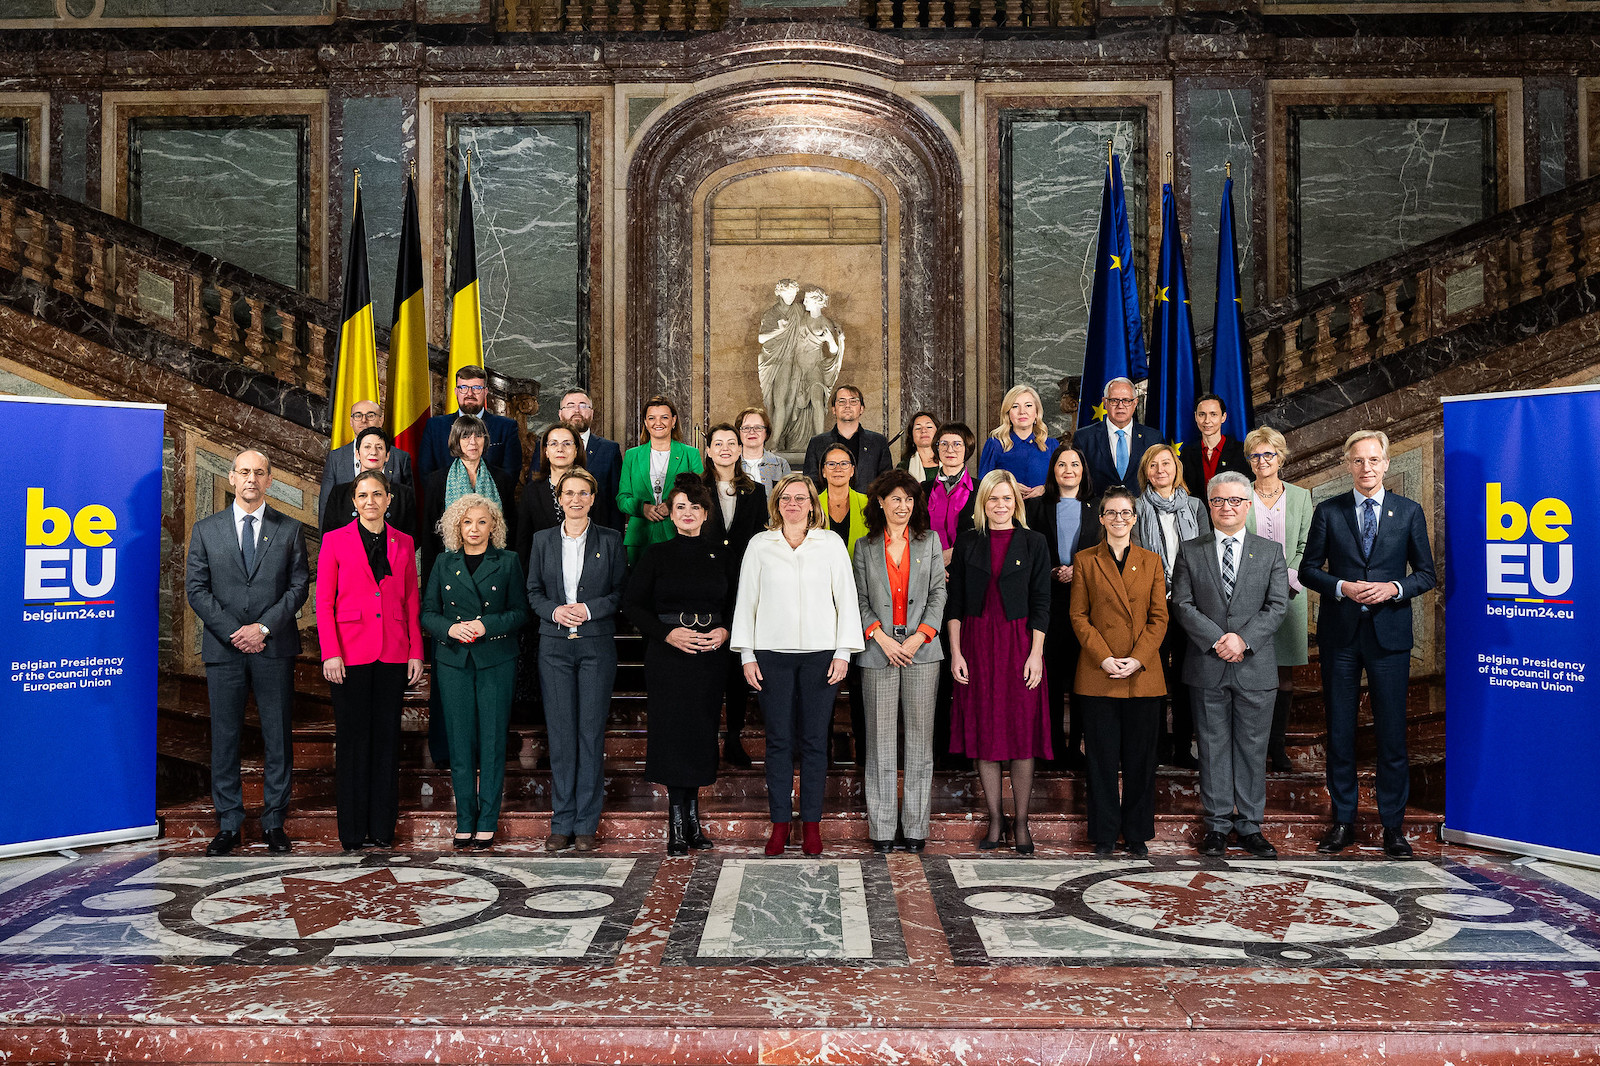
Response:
[946,469,1053,854]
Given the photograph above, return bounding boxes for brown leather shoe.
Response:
[573,834,597,852]
[544,833,573,853]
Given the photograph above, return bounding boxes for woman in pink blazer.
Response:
[317,469,424,852]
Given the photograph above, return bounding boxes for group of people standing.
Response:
[186,366,1434,862]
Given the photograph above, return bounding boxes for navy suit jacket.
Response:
[583,433,624,530]
[1299,491,1436,653]
[525,523,628,639]
[417,410,525,484]
[1074,419,1162,492]
[184,506,309,663]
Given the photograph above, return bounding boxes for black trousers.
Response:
[332,661,406,849]
[755,651,839,823]
[1042,616,1083,764]
[1321,616,1412,827]
[1079,694,1161,847]
[1159,623,1194,760]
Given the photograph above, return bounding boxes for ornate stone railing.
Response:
[499,0,730,32]
[1245,173,1600,407]
[867,0,1093,29]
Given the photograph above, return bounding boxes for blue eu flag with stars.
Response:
[1078,153,1148,429]
[1148,182,1199,459]
[1211,175,1255,436]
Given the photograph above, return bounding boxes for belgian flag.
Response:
[445,156,483,414]
[385,166,430,464]
[330,173,379,451]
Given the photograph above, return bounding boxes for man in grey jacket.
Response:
[1171,471,1288,859]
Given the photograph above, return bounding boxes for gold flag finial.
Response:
[1225,160,1232,180]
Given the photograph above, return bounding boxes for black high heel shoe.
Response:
[977,815,1012,851]
[453,835,473,851]
[1013,821,1035,856]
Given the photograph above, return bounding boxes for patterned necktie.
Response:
[1115,428,1128,478]
[1361,497,1378,558]
[1222,536,1235,600]
[240,514,257,573]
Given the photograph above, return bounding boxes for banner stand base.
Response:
[1443,827,1600,873]
[0,825,159,861]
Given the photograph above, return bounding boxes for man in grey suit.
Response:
[317,400,414,522]
[185,449,310,856]
[1171,471,1289,859]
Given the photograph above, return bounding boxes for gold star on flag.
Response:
[1109,255,1122,270]
[1093,402,1107,421]
[1156,286,1169,303]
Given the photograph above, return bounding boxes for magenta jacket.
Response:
[928,470,976,552]
[316,522,423,666]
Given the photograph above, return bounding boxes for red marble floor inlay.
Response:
[210,867,485,937]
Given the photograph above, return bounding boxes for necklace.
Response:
[1256,482,1284,504]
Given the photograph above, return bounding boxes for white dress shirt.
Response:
[731,528,866,664]
[559,520,590,622]
[233,499,266,552]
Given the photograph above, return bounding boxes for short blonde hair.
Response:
[557,467,599,496]
[971,469,1031,533]
[1243,426,1290,466]
[989,384,1052,453]
[1137,442,1189,494]
[1343,429,1389,460]
[437,493,507,552]
[765,472,824,531]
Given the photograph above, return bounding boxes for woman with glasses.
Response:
[421,415,518,585]
[818,442,869,763]
[897,411,940,483]
[977,385,1059,500]
[1242,426,1311,772]
[1070,486,1168,857]
[618,395,704,564]
[735,406,792,492]
[323,427,416,538]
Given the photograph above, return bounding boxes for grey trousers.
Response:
[206,655,295,832]
[1191,681,1276,836]
[539,634,616,836]
[861,661,940,840]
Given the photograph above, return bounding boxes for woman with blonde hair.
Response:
[977,384,1059,500]
[1242,425,1312,771]
[421,493,528,849]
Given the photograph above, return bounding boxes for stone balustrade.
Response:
[868,0,1092,29]
[499,0,729,33]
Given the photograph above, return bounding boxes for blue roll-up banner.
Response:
[0,396,164,857]
[1443,384,1600,869]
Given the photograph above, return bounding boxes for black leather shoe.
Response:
[900,837,927,853]
[1124,841,1149,858]
[1198,831,1228,857]
[205,830,241,856]
[1092,843,1114,856]
[1317,822,1356,853]
[471,834,496,851]
[1383,826,1414,858]
[1239,832,1278,859]
[262,827,292,854]
[453,835,473,850]
[871,838,895,853]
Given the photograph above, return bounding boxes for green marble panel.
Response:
[1538,89,1568,197]
[341,97,408,318]
[100,0,329,14]
[1185,88,1256,335]
[0,0,56,16]
[60,104,89,203]
[0,121,23,180]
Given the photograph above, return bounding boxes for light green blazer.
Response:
[1246,481,1312,666]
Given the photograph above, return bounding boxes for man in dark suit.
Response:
[1299,429,1436,858]
[1171,471,1289,858]
[417,364,524,484]
[1180,393,1248,496]
[802,384,891,492]
[317,400,413,522]
[555,386,622,530]
[1075,377,1161,492]
[184,449,310,857]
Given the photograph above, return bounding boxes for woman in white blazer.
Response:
[732,472,864,858]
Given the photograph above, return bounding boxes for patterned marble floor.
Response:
[1,840,1599,1062]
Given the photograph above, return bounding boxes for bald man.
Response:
[318,400,413,523]
[185,450,309,856]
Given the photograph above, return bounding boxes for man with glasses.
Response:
[317,400,414,523]
[802,384,891,492]
[556,387,622,529]
[1170,471,1289,859]
[1076,377,1161,492]
[417,365,524,484]
[1179,393,1248,500]
[1299,430,1436,858]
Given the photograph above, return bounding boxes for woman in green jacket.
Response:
[421,493,528,849]
[617,394,705,563]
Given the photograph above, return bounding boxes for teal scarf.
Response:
[445,458,501,513]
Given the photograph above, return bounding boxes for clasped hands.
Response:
[1100,656,1143,679]
[873,628,925,667]
[1212,632,1247,663]
[641,501,670,521]
[229,623,265,654]
[448,619,487,643]
[1342,580,1399,605]
[666,626,728,654]
[552,603,589,628]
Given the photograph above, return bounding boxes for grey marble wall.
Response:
[1005,113,1144,436]
[1185,88,1256,335]
[60,103,88,203]
[451,120,585,389]
[98,0,329,14]
[341,97,408,318]
[2,0,54,16]
[1293,109,1491,290]
[131,122,306,290]
[0,122,22,180]
[420,0,481,14]
[1538,88,1568,197]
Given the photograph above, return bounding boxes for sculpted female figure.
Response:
[760,283,845,451]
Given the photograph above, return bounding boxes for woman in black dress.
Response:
[622,475,733,855]
[702,422,768,767]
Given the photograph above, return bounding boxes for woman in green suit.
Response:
[1242,425,1312,772]
[617,394,705,563]
[421,492,528,849]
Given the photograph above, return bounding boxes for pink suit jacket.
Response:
[316,522,423,666]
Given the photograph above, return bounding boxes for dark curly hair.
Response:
[863,469,931,539]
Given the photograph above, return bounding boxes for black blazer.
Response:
[583,434,624,530]
[803,426,892,492]
[1074,419,1163,492]
[705,480,768,568]
[1299,491,1436,653]
[1025,495,1103,624]
[1180,435,1249,498]
[945,526,1052,634]
[421,464,518,584]
[322,480,417,540]
[515,476,563,569]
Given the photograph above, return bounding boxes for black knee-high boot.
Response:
[1268,690,1293,772]
[685,789,713,850]
[667,786,689,856]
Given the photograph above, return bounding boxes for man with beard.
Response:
[418,365,524,484]
[555,387,622,529]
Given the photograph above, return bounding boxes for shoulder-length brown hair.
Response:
[701,422,757,494]
[637,395,682,445]
[863,469,931,540]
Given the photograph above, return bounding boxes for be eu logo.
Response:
[23,488,118,603]
[1485,483,1573,610]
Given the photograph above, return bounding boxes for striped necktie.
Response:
[1222,537,1235,600]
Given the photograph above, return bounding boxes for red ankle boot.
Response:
[764,822,790,856]
[802,821,822,856]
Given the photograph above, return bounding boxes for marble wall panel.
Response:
[1,0,54,16]
[1290,107,1493,291]
[130,121,307,291]
[0,122,24,180]
[341,97,407,319]
[1003,111,1145,439]
[421,0,484,15]
[449,118,585,389]
[60,103,89,203]
[1185,88,1256,336]
[1538,89,1568,197]
[100,0,329,13]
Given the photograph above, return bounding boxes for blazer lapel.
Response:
[1093,546,1134,620]
[451,552,482,599]
[1340,494,1364,557]
[245,508,275,581]
[1192,533,1225,602]
[1369,496,1402,562]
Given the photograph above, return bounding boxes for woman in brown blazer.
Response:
[1069,485,1168,857]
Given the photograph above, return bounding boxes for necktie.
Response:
[1115,428,1128,479]
[240,514,257,573]
[1222,537,1235,600]
[1361,497,1377,558]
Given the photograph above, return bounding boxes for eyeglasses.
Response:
[350,411,382,423]
[1103,396,1137,406]
[560,489,594,499]
[1247,452,1278,463]
[1210,497,1251,509]
[740,425,766,435]
[1348,457,1385,468]
[456,384,487,394]
[1102,509,1135,520]
[560,401,593,412]
[778,495,811,505]
[938,441,965,450]
[823,460,854,469]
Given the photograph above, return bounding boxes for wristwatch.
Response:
[258,624,270,638]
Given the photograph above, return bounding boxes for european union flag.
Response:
[1211,175,1256,436]
[1148,182,1199,458]
[1078,153,1147,428]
